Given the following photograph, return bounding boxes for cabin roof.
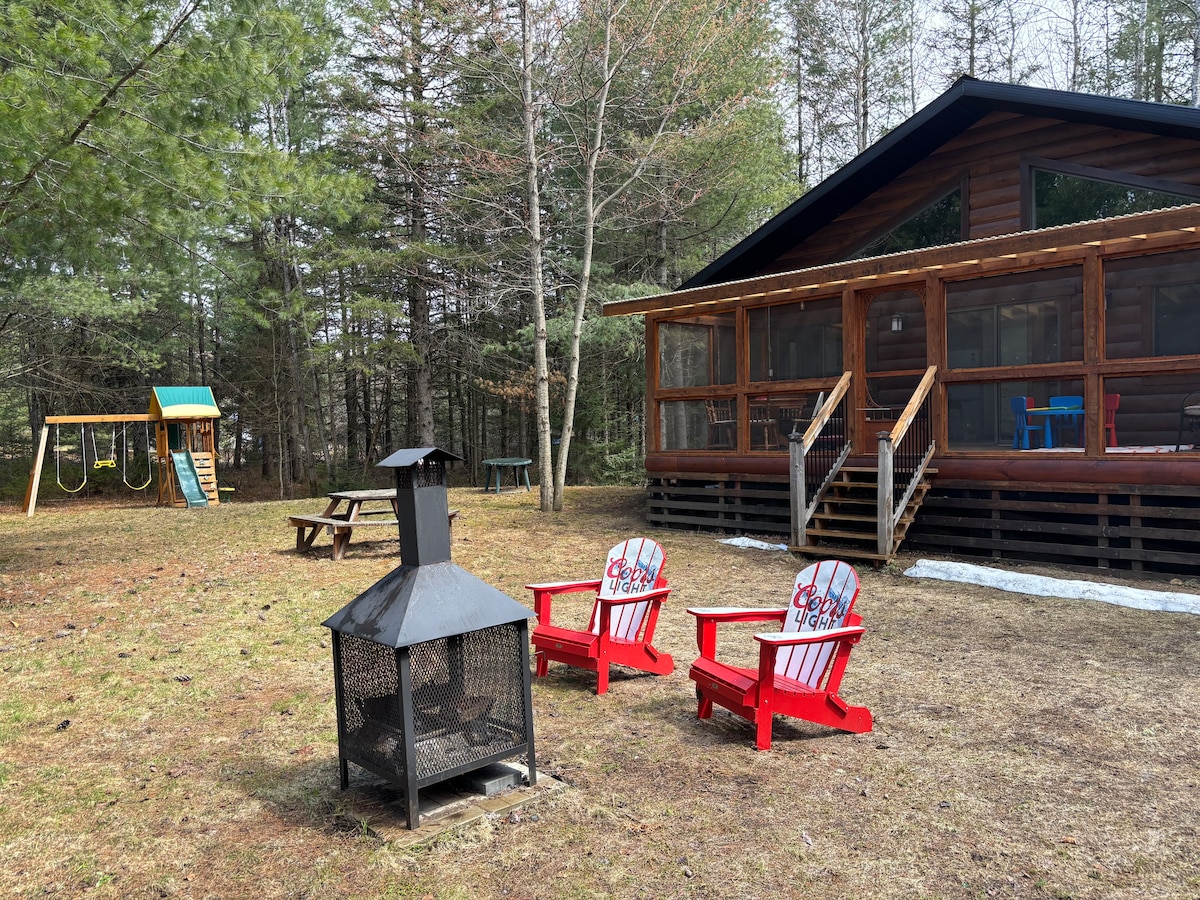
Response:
[680,78,1200,290]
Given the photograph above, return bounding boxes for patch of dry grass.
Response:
[1,486,1198,899]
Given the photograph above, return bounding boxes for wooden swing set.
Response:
[48,416,156,494]
[22,387,223,517]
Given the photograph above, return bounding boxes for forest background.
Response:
[4,0,1200,506]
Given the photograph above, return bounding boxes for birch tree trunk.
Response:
[521,0,554,512]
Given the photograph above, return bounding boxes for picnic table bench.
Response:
[289,488,457,561]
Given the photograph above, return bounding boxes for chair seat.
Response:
[690,657,818,704]
[532,623,600,655]
[1186,405,1200,418]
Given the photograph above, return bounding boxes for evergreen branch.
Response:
[0,0,203,225]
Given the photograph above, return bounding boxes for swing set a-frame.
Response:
[22,386,222,517]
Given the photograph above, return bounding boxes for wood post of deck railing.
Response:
[789,426,807,549]
[877,432,895,557]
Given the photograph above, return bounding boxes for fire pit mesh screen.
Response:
[397,461,446,490]
[337,624,530,781]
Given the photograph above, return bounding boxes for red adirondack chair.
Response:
[688,559,871,750]
[527,537,674,695]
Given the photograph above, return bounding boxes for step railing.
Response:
[876,366,937,555]
[789,371,852,549]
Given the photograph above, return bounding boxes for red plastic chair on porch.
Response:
[687,560,871,750]
[527,537,674,695]
[1104,393,1120,448]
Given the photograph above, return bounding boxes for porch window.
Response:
[748,297,842,382]
[1033,167,1198,230]
[946,267,1083,369]
[947,378,1084,450]
[1104,248,1200,360]
[1103,374,1200,450]
[657,313,735,389]
[658,399,737,451]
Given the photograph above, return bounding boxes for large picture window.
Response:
[1032,166,1199,229]
[748,297,842,382]
[849,187,963,260]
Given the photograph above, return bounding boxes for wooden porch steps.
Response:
[793,466,936,564]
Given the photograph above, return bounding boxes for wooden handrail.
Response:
[801,371,852,451]
[889,366,937,445]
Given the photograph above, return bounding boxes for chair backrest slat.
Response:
[776,560,860,687]
[592,538,667,639]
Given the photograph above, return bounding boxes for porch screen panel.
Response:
[866,290,925,374]
[1104,374,1200,449]
[1104,248,1200,360]
[658,314,735,388]
[946,267,1083,369]
[748,297,842,382]
[947,378,1085,450]
[659,400,705,450]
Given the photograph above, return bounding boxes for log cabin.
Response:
[603,78,1200,577]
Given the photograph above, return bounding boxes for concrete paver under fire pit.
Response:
[337,763,563,846]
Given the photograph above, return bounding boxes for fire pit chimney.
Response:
[323,447,537,829]
[379,446,455,565]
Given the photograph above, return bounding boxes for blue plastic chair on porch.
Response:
[1011,396,1039,449]
[1048,395,1084,446]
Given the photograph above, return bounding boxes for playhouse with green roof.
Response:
[22,386,222,515]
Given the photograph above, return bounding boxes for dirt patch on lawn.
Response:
[0,487,1198,899]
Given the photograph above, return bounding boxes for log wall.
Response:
[768,113,1200,273]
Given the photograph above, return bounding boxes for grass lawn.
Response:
[1,485,1198,899]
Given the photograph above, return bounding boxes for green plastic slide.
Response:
[170,451,209,507]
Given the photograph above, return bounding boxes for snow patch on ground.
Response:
[718,537,789,552]
[904,559,1200,615]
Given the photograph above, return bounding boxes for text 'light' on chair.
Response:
[687,560,871,751]
[527,537,674,695]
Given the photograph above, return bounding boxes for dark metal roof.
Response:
[323,561,533,647]
[377,447,463,468]
[681,78,1200,290]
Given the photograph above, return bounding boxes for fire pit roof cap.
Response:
[322,560,533,647]
[377,447,463,469]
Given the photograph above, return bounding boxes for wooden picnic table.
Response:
[288,488,457,561]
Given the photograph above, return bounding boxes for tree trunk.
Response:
[521,0,554,512]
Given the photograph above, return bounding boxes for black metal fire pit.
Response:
[323,448,537,829]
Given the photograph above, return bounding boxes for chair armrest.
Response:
[526,579,603,626]
[525,579,603,593]
[598,587,671,607]
[687,607,788,623]
[754,625,866,646]
[688,608,789,659]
